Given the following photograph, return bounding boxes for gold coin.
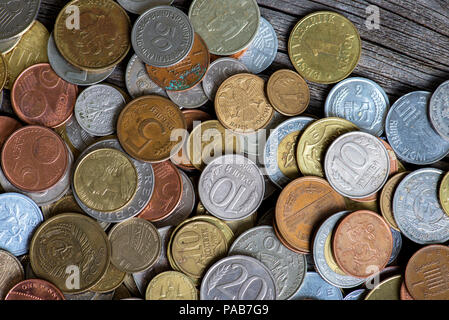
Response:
[187,120,242,171]
[188,215,234,246]
[345,197,379,213]
[220,212,257,238]
[215,73,274,134]
[278,131,302,180]
[296,117,359,177]
[267,69,310,116]
[439,171,449,217]
[288,11,361,84]
[380,172,410,230]
[0,54,7,91]
[397,160,407,173]
[145,271,198,300]
[324,233,346,276]
[41,194,84,220]
[4,21,49,90]
[30,213,110,294]
[54,0,131,71]
[365,275,402,300]
[90,262,126,293]
[74,148,138,212]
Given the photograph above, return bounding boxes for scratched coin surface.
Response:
[393,168,449,244]
[288,11,361,84]
[290,272,343,300]
[429,80,449,141]
[325,77,389,136]
[386,91,449,165]
[200,255,276,300]
[0,0,40,41]
[132,6,194,68]
[30,213,110,294]
[380,171,409,231]
[145,271,197,300]
[167,83,208,109]
[117,0,174,14]
[5,279,65,300]
[0,249,24,299]
[229,226,307,300]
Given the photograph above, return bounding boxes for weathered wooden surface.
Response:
[1,0,448,118]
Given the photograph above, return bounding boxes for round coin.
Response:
[289,272,343,300]
[5,279,65,300]
[439,171,449,217]
[364,275,402,300]
[0,0,40,41]
[145,271,197,300]
[90,262,126,293]
[380,172,409,231]
[0,116,21,148]
[400,281,414,300]
[117,0,174,15]
[429,80,449,141]
[0,249,24,299]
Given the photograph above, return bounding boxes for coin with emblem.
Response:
[145,271,197,300]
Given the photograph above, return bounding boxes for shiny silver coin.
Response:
[0,34,20,54]
[228,226,306,300]
[385,91,449,165]
[117,0,174,15]
[388,228,402,265]
[324,131,390,199]
[200,255,276,300]
[393,168,449,244]
[202,58,248,101]
[166,83,208,109]
[0,0,40,41]
[131,6,194,68]
[125,54,168,99]
[313,211,366,288]
[74,84,126,136]
[199,154,265,221]
[72,139,155,223]
[324,77,389,136]
[290,272,343,300]
[264,116,315,188]
[344,289,366,300]
[429,80,449,141]
[60,116,96,154]
[238,17,278,74]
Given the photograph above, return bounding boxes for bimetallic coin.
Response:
[117,0,174,14]
[290,272,343,300]
[200,255,276,300]
[344,289,366,300]
[365,275,402,300]
[238,17,278,74]
[132,6,194,68]
[0,0,39,41]
[325,77,389,136]
[0,35,21,54]
[386,91,449,164]
[167,83,208,109]
[429,80,449,141]
[90,262,126,293]
[145,271,197,300]
[229,226,307,300]
[0,249,24,299]
[388,228,402,265]
[55,115,96,158]
[393,168,449,244]
[324,131,390,199]
[5,279,65,300]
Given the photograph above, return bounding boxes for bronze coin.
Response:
[138,161,183,222]
[275,176,346,253]
[5,279,65,300]
[1,125,68,192]
[405,244,449,300]
[333,210,393,278]
[11,63,78,128]
[400,281,414,300]
[0,116,22,148]
[272,218,308,254]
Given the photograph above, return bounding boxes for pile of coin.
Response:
[0,0,448,301]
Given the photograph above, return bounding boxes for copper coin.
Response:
[400,281,414,300]
[138,161,183,222]
[146,33,210,92]
[272,218,308,254]
[0,116,22,148]
[1,126,68,192]
[333,210,393,278]
[405,244,449,300]
[171,109,211,171]
[11,63,78,128]
[5,279,65,300]
[275,177,346,253]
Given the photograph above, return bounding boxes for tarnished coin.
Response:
[0,53,6,91]
[325,77,389,136]
[54,0,131,71]
[109,218,161,273]
[393,168,449,244]
[386,91,449,164]
[167,83,208,109]
[0,116,21,148]
[380,171,409,231]
[344,289,366,300]
[324,131,390,199]
[364,275,402,300]
[0,249,24,299]
[5,279,65,300]
[132,6,194,68]
[145,271,197,300]
[429,80,449,141]
[90,262,126,293]
[229,226,306,300]
[199,154,265,221]
[275,177,346,253]
[439,171,449,216]
[117,0,174,14]
[0,34,21,54]
[55,115,96,158]
[0,0,40,41]
[288,11,361,84]
[238,17,278,74]
[30,213,110,294]
[117,95,187,163]
[200,255,276,300]
[290,272,343,300]
[264,116,315,188]
[297,117,359,177]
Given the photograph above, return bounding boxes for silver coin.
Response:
[65,291,114,300]
[387,228,402,265]
[199,154,265,221]
[74,84,126,136]
[385,91,449,165]
[393,168,449,244]
[167,83,208,109]
[324,77,389,136]
[0,34,20,54]
[125,54,168,99]
[429,80,449,141]
[245,152,278,201]
[117,0,174,15]
[47,33,114,86]
[131,6,194,68]
[153,171,195,228]
[0,0,40,41]
[238,17,278,74]
[264,116,315,188]
[289,272,343,300]
[62,116,96,154]
[312,211,366,289]
[228,226,306,300]
[132,226,173,296]
[200,255,276,300]
[324,131,390,199]
[343,289,366,300]
[72,139,155,223]
[202,58,248,101]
